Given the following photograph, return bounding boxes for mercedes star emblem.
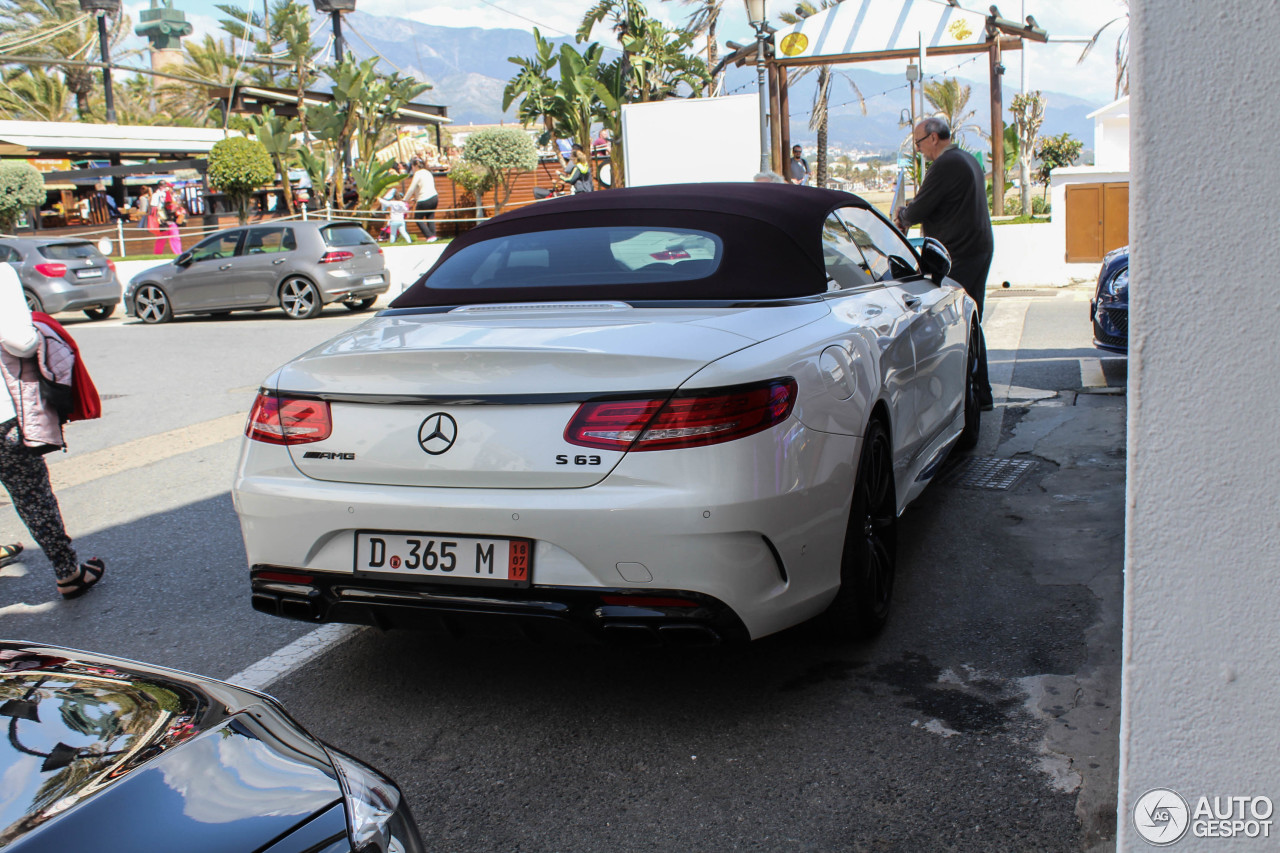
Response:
[417,413,458,455]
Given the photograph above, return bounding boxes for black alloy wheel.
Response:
[134,285,172,324]
[820,417,898,640]
[344,297,377,312]
[83,304,115,321]
[956,327,981,450]
[23,290,42,313]
[280,278,321,319]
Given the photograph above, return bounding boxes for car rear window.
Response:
[424,227,723,292]
[322,224,376,247]
[37,242,98,260]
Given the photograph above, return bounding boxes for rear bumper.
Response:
[233,427,858,640]
[35,278,121,313]
[317,268,389,303]
[250,569,749,645]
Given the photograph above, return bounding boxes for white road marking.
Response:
[0,413,247,506]
[0,601,58,617]
[1079,357,1107,388]
[0,564,28,578]
[228,624,366,692]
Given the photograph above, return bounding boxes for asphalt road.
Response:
[0,287,1126,852]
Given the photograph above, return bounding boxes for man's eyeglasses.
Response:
[913,132,933,147]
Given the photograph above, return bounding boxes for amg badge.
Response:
[302,451,356,460]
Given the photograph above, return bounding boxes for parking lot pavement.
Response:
[254,289,1126,852]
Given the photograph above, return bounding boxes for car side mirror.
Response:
[175,251,193,267]
[917,237,951,283]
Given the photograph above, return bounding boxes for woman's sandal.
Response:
[0,543,23,567]
[57,558,105,600]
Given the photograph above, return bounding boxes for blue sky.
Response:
[130,0,1130,106]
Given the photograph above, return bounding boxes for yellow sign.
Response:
[27,158,72,173]
[779,32,809,57]
[948,20,973,41]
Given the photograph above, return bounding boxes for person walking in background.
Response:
[150,181,182,255]
[895,116,995,410]
[0,264,104,599]
[379,189,413,244]
[405,157,439,243]
[788,145,810,185]
[560,144,594,194]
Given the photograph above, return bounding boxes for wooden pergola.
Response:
[726,1,1045,215]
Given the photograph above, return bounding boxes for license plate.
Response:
[354,530,531,587]
[77,268,103,278]
[362,275,383,285]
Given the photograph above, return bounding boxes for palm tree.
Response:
[780,1,865,189]
[1078,0,1129,99]
[0,0,130,121]
[665,0,723,94]
[922,77,986,146]
[152,34,242,126]
[0,67,73,121]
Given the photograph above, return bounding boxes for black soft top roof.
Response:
[390,183,870,307]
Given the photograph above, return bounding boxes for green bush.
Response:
[1031,195,1051,216]
[462,128,538,213]
[207,136,275,225]
[0,161,47,233]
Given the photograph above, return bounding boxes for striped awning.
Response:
[771,0,991,63]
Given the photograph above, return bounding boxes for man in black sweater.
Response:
[895,117,995,409]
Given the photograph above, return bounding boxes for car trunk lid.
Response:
[273,302,826,488]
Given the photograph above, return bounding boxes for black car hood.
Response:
[0,644,341,851]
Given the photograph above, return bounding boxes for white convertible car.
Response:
[233,183,981,644]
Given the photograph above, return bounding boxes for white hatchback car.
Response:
[233,184,980,644]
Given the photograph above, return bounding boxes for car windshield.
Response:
[323,224,376,247]
[38,242,98,260]
[425,227,723,291]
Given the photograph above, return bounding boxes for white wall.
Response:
[1120,1,1280,849]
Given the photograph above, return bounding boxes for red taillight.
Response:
[319,250,354,264]
[565,378,797,452]
[34,262,67,277]
[245,392,332,445]
[106,259,116,271]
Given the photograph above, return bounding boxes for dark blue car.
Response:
[1091,246,1129,352]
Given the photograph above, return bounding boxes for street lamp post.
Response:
[79,0,120,123]
[313,0,355,62]
[744,0,769,173]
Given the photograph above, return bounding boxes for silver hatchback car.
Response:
[0,236,122,320]
[124,220,389,323]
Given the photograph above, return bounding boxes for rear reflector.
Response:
[565,378,797,452]
[256,571,315,584]
[319,250,354,264]
[246,392,332,445]
[601,595,700,608]
[34,263,67,277]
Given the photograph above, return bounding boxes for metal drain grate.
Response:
[938,457,1036,490]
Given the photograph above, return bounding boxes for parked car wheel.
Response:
[134,284,173,324]
[344,296,378,312]
[956,329,982,451]
[821,417,897,640]
[280,277,321,319]
[23,290,42,313]
[83,304,116,321]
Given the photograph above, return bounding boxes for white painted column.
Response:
[1121,0,1280,848]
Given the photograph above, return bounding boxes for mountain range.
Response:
[336,9,1105,157]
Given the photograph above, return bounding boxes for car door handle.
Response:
[903,295,922,309]
[272,258,286,264]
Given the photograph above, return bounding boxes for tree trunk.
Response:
[707,19,719,95]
